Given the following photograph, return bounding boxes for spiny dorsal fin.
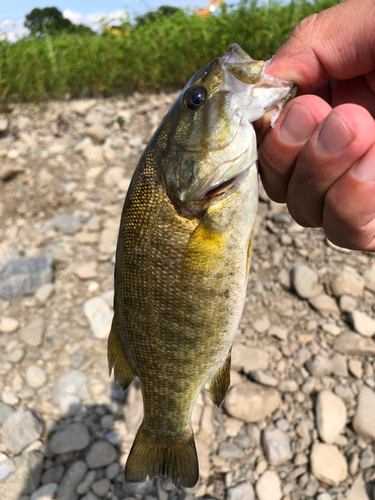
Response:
[108,317,135,391]
[125,424,199,488]
[205,347,231,408]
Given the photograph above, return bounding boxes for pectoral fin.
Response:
[108,317,135,391]
[205,347,231,408]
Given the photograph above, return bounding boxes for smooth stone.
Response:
[255,470,282,500]
[0,451,44,499]
[83,296,113,339]
[26,366,47,389]
[353,387,375,440]
[52,370,88,416]
[310,443,348,486]
[53,214,80,235]
[19,315,44,346]
[349,359,362,378]
[30,483,58,500]
[218,442,244,459]
[253,316,270,333]
[74,263,97,280]
[331,269,365,297]
[346,474,371,500]
[91,478,110,496]
[85,440,117,468]
[0,256,53,299]
[339,294,357,312]
[363,269,375,293]
[330,353,348,376]
[71,100,96,115]
[224,382,280,423]
[262,428,292,465]
[226,481,254,500]
[35,283,55,304]
[348,310,375,337]
[50,422,90,454]
[249,370,278,386]
[103,167,124,187]
[41,465,65,485]
[305,355,332,377]
[76,470,96,494]
[292,264,322,299]
[82,146,103,163]
[231,344,269,373]
[0,405,14,424]
[85,125,106,144]
[277,379,298,392]
[315,390,346,444]
[0,317,19,334]
[268,325,288,341]
[0,118,9,134]
[56,460,87,500]
[308,294,340,317]
[2,409,45,454]
[334,332,375,356]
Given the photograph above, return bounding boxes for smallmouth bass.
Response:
[108,44,295,487]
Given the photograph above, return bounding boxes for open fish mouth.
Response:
[200,167,250,201]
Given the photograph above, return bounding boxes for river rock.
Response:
[0,451,44,499]
[0,316,19,334]
[83,296,113,339]
[255,470,282,500]
[2,409,45,454]
[231,344,269,373]
[31,483,58,500]
[53,214,80,235]
[85,441,117,468]
[333,332,375,356]
[262,428,292,465]
[331,269,365,297]
[363,269,375,293]
[352,387,375,440]
[0,256,54,299]
[224,382,280,422]
[19,315,44,346]
[308,294,340,317]
[56,460,87,500]
[348,310,375,337]
[226,481,254,500]
[310,443,348,486]
[50,422,90,454]
[291,263,322,298]
[315,390,346,443]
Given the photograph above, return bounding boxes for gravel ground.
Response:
[1,93,375,500]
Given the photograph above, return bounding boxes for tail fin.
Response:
[125,424,199,488]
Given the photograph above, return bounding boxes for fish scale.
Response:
[108,43,295,487]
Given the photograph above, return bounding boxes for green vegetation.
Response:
[0,0,342,103]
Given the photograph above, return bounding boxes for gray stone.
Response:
[334,332,375,356]
[218,442,244,459]
[262,428,292,465]
[332,269,365,297]
[41,465,65,485]
[91,478,110,496]
[52,370,88,416]
[315,390,346,444]
[76,470,96,494]
[19,315,44,346]
[0,256,53,299]
[0,405,14,424]
[310,443,348,486]
[56,460,87,500]
[353,387,375,440]
[305,355,332,377]
[349,310,375,337]
[224,382,280,423]
[255,470,282,500]
[360,447,375,469]
[31,483,58,500]
[83,296,113,339]
[292,264,322,298]
[26,365,47,389]
[231,344,269,373]
[0,451,44,499]
[53,214,80,235]
[85,440,117,468]
[2,409,45,454]
[226,482,254,500]
[50,422,90,454]
[308,294,340,317]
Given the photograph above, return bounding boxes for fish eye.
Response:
[184,86,207,111]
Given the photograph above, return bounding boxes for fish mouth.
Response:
[200,167,249,201]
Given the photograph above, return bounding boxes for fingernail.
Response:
[317,112,353,155]
[280,103,316,143]
[352,146,375,181]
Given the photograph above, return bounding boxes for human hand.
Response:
[257,0,375,251]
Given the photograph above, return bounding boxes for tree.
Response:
[24,7,94,36]
[135,5,183,26]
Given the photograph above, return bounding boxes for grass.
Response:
[0,0,342,103]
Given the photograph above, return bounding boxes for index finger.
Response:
[266,0,375,93]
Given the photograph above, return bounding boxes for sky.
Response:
[1,0,237,41]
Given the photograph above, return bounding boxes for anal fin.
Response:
[205,347,231,408]
[108,317,135,391]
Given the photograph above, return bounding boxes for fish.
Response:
[108,43,295,488]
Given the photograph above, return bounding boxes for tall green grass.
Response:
[0,0,341,103]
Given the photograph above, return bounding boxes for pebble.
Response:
[348,359,362,378]
[35,283,55,304]
[0,450,44,499]
[249,370,278,386]
[53,214,80,235]
[310,443,348,486]
[0,316,19,334]
[268,325,288,341]
[315,390,346,444]
[291,263,322,298]
[0,256,54,299]
[331,269,365,297]
[308,294,340,317]
[0,404,14,424]
[253,315,270,333]
[218,442,244,459]
[50,422,90,454]
[91,478,110,496]
[1,409,45,454]
[348,310,375,337]
[352,387,375,440]
[363,269,375,293]
[26,366,47,389]
[30,483,58,500]
[262,428,292,465]
[255,470,282,500]
[19,315,45,346]
[305,355,332,377]
[56,460,87,500]
[83,296,113,339]
[346,474,370,500]
[278,379,298,392]
[85,440,117,468]
[339,294,357,312]
[231,344,269,373]
[74,263,97,280]
[224,382,280,422]
[52,370,88,416]
[226,481,254,500]
[333,332,375,356]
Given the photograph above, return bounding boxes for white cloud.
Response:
[1,19,28,42]
[85,10,130,29]
[63,9,82,25]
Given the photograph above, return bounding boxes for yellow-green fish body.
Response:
[108,44,294,487]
